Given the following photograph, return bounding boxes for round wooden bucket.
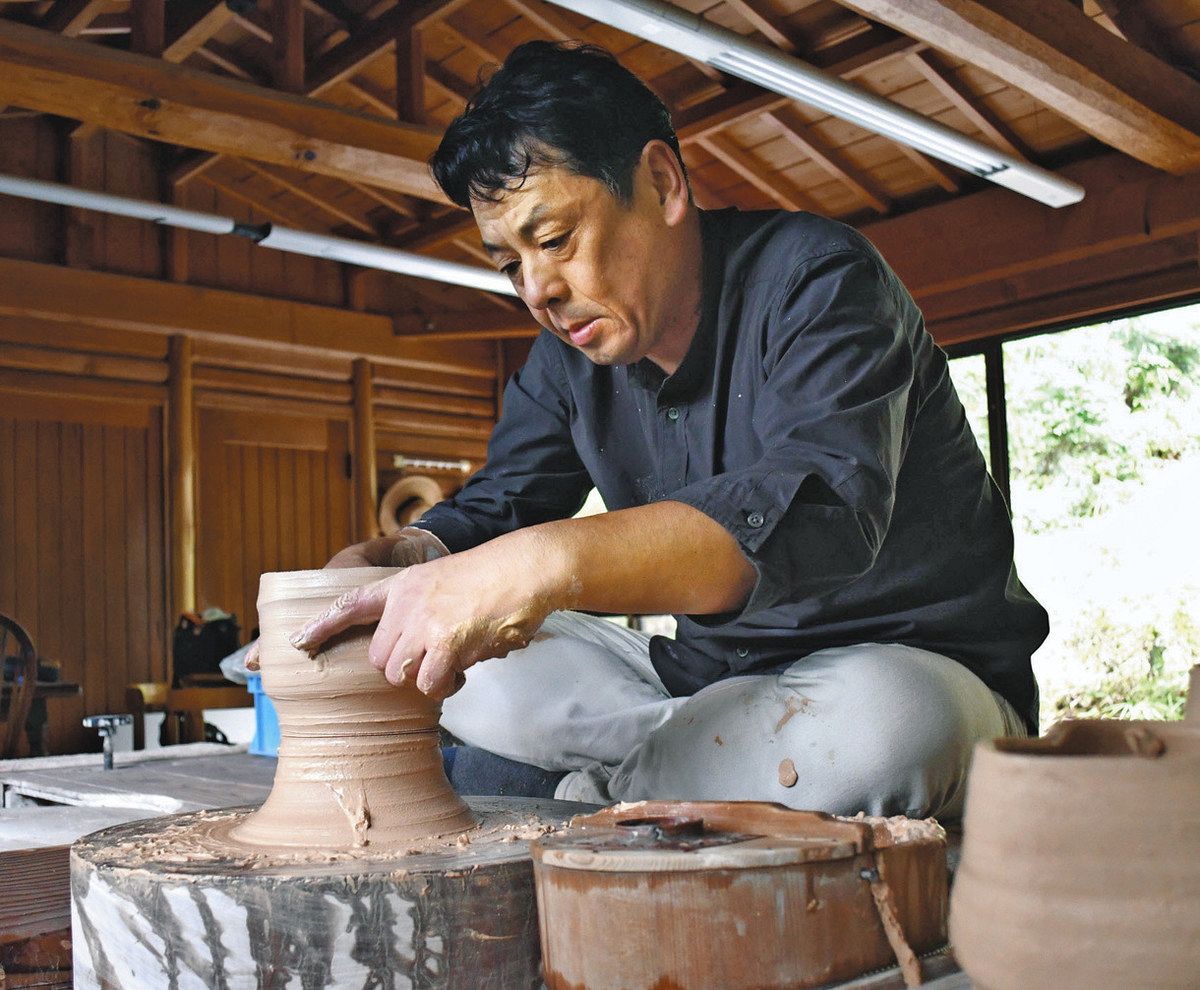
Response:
[531,800,948,990]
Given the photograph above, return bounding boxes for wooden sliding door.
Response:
[0,386,168,755]
[195,406,353,643]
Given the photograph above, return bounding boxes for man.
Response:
[290,41,1048,819]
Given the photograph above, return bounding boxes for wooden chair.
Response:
[125,681,252,748]
[0,614,37,758]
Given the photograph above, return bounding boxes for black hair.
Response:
[430,40,687,210]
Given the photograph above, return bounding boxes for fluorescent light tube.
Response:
[0,173,517,296]
[547,0,1085,207]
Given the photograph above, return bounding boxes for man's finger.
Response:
[289,578,391,655]
[416,648,463,701]
[245,641,261,672]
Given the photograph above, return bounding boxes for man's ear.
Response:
[642,140,691,226]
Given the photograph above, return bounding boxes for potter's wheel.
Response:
[71,796,594,990]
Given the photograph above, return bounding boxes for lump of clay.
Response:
[231,567,475,850]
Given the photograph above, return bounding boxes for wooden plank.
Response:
[0,343,166,383]
[721,0,796,51]
[41,0,107,37]
[0,845,70,939]
[836,0,1200,173]
[0,257,498,377]
[0,19,447,203]
[699,132,818,211]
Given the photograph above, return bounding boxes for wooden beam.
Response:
[130,0,166,56]
[500,0,582,43]
[862,152,1200,314]
[907,49,1031,160]
[0,20,448,203]
[198,173,311,226]
[426,62,473,105]
[767,106,891,213]
[352,358,379,541]
[834,0,1200,173]
[271,0,306,93]
[168,335,197,619]
[0,256,499,376]
[699,133,818,211]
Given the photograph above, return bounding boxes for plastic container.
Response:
[247,674,279,757]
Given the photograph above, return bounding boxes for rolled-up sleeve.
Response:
[412,334,594,553]
[670,248,916,616]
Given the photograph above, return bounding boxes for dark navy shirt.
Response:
[417,208,1048,733]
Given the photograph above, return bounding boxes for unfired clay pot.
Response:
[231,567,475,850]
[950,666,1200,989]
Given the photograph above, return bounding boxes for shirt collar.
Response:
[628,207,732,397]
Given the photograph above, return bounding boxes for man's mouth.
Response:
[563,318,600,347]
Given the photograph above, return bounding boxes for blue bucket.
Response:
[247,674,279,757]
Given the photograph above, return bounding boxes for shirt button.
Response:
[666,406,680,421]
[736,647,749,658]
[746,511,765,528]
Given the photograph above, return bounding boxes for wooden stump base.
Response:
[71,796,590,990]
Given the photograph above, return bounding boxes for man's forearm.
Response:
[504,500,756,617]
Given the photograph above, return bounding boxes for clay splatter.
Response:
[778,758,798,788]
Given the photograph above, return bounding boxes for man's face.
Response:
[474,146,694,369]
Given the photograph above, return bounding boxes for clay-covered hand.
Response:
[245,527,450,671]
[287,535,565,699]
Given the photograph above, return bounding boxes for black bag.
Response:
[172,612,240,687]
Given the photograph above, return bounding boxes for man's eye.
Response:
[500,261,520,277]
[541,232,570,251]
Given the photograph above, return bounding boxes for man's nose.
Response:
[520,258,565,311]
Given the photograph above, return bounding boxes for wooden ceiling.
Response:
[0,0,1198,314]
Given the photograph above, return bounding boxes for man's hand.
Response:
[244,527,450,671]
[287,531,567,699]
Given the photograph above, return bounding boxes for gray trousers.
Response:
[440,611,1027,820]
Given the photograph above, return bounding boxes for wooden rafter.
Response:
[0,21,447,202]
[766,106,891,213]
[894,143,960,193]
[306,0,473,96]
[163,0,240,62]
[721,0,796,52]
[907,49,1032,161]
[234,160,377,234]
[41,0,108,37]
[834,0,1200,173]
[426,62,473,105]
[699,132,818,211]
[198,173,314,226]
[347,179,419,220]
[395,210,476,252]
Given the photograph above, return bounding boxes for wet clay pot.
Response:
[950,666,1200,989]
[231,567,475,850]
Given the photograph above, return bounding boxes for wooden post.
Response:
[130,0,166,56]
[272,0,306,94]
[168,335,196,623]
[395,23,426,124]
[351,358,378,542]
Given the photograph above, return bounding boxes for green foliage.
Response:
[998,313,1200,533]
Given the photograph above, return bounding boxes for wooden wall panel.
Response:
[195,403,353,642]
[0,384,167,755]
[0,118,60,264]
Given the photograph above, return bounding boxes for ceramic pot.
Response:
[231,567,475,850]
[950,676,1200,990]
